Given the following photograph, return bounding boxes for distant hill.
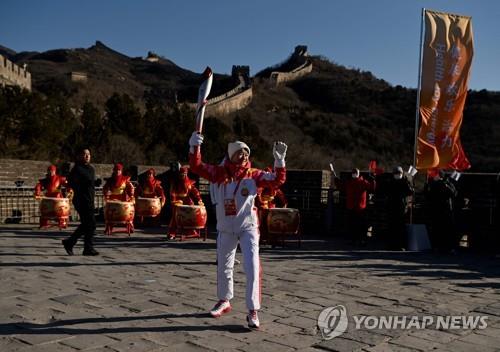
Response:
[7,41,238,110]
[0,45,17,58]
[2,41,499,172]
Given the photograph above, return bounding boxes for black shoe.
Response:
[62,239,74,256]
[82,247,99,256]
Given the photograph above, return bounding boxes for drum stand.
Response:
[173,226,207,242]
[105,221,134,236]
[267,228,302,248]
[39,217,68,230]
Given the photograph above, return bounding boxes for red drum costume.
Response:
[136,168,166,206]
[103,163,135,235]
[168,167,204,239]
[256,169,288,210]
[103,163,134,202]
[135,168,165,224]
[34,165,73,228]
[189,131,287,329]
[255,171,288,244]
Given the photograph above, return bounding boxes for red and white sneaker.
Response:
[209,300,232,318]
[246,310,260,329]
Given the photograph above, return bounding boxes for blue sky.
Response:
[1,0,499,91]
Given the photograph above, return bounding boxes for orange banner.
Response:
[416,9,473,170]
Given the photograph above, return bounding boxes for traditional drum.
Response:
[135,197,162,217]
[175,205,207,229]
[267,208,300,234]
[40,197,70,219]
[104,200,135,224]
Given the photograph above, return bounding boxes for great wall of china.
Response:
[270,60,313,86]
[187,45,313,116]
[0,54,32,91]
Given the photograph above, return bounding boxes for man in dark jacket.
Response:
[385,166,414,250]
[62,148,99,256]
[425,170,458,253]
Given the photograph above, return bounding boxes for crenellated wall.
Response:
[182,45,313,115]
[270,60,313,86]
[205,86,253,116]
[0,54,32,91]
[185,66,253,116]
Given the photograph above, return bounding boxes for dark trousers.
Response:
[387,214,407,250]
[347,209,367,243]
[429,213,456,251]
[68,206,96,248]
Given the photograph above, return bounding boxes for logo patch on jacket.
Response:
[241,187,249,197]
[224,199,237,216]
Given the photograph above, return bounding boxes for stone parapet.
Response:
[0,54,31,91]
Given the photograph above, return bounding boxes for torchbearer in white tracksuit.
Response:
[188,131,287,329]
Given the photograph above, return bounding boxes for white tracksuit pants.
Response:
[217,229,261,310]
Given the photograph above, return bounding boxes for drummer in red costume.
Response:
[136,168,166,206]
[255,168,288,244]
[103,163,135,235]
[168,166,204,239]
[103,163,135,202]
[135,168,166,225]
[188,131,287,329]
[34,165,73,228]
[256,167,288,210]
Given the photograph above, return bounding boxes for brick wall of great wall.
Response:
[184,46,313,116]
[0,54,31,91]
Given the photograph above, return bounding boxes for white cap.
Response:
[228,141,250,159]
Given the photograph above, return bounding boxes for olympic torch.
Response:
[195,66,213,133]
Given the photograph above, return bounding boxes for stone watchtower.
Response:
[293,45,308,57]
[231,65,251,86]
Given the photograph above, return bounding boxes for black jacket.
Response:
[68,163,96,211]
[386,177,414,214]
[426,178,458,215]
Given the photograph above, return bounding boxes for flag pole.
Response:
[413,7,425,168]
[410,7,425,225]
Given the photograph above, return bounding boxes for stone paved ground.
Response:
[1,224,500,352]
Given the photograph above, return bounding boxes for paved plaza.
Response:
[1,224,500,351]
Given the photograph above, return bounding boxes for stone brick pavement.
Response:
[1,224,500,351]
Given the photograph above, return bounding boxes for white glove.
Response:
[273,141,287,168]
[189,132,204,153]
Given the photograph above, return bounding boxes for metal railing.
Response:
[0,186,105,224]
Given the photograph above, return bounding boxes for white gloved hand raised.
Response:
[189,131,204,153]
[273,141,287,168]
